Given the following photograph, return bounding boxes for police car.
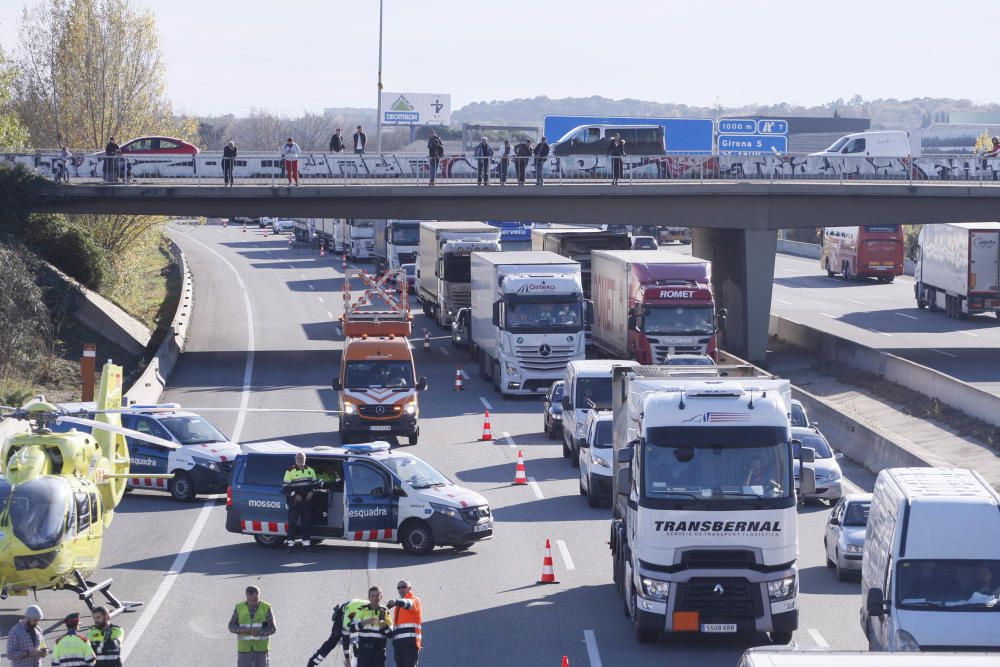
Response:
[227,441,493,555]
[120,405,241,501]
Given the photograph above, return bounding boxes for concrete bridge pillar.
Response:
[692,227,777,362]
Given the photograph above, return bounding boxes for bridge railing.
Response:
[5,150,1000,185]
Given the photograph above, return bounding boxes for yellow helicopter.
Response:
[0,361,178,617]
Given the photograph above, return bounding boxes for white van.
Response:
[738,647,1000,666]
[560,360,638,466]
[810,131,915,158]
[861,467,1000,651]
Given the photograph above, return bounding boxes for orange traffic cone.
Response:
[287,235,293,246]
[513,450,527,485]
[423,331,431,353]
[561,658,569,667]
[453,369,464,391]
[320,244,326,257]
[480,410,492,441]
[537,539,559,584]
[342,255,347,269]
[264,226,269,238]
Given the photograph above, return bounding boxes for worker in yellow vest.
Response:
[51,612,96,666]
[282,452,318,552]
[228,585,277,667]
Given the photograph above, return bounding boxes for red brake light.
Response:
[226,486,232,508]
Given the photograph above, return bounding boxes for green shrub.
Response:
[23,215,108,289]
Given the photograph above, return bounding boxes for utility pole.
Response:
[375,0,384,153]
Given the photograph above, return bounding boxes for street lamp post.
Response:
[375,0,384,154]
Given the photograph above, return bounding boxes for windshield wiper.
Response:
[411,481,446,489]
[652,491,700,500]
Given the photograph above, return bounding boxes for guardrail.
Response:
[7,150,1000,186]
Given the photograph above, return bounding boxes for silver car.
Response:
[791,426,843,501]
[824,493,872,581]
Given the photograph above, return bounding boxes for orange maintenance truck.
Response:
[332,268,427,445]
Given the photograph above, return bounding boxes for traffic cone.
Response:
[561,658,569,667]
[423,331,431,353]
[480,411,492,441]
[287,235,293,247]
[342,254,347,270]
[242,223,246,233]
[320,244,326,257]
[264,226,269,238]
[537,539,559,584]
[453,369,464,391]
[513,450,527,485]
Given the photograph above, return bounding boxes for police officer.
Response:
[87,606,124,666]
[387,580,422,667]
[282,452,317,552]
[52,612,96,666]
[305,598,366,667]
[351,586,392,667]
[229,585,276,667]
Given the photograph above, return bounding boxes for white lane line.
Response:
[556,539,576,571]
[583,630,603,667]
[894,312,918,320]
[527,476,544,500]
[440,347,450,357]
[869,328,892,337]
[286,264,294,270]
[367,542,379,573]
[820,312,838,319]
[122,501,214,662]
[959,330,979,337]
[772,297,792,305]
[308,284,315,291]
[780,268,797,273]
[807,628,830,648]
[845,298,866,305]
[459,369,470,380]
[300,273,307,279]
[317,296,324,304]
[501,431,516,449]
[930,348,958,358]
[479,396,493,411]
[326,311,334,319]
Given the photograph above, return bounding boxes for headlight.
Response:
[845,543,863,554]
[591,454,611,468]
[826,468,841,481]
[193,457,219,471]
[504,362,519,374]
[767,575,796,601]
[894,629,920,651]
[640,577,670,600]
[343,403,356,415]
[429,502,460,520]
[404,402,416,415]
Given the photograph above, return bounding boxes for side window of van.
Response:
[244,455,294,486]
[843,138,866,154]
[349,463,390,496]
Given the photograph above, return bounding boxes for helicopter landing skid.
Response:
[65,570,142,620]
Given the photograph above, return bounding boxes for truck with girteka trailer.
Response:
[591,249,722,362]
[418,221,502,328]
[914,222,1000,319]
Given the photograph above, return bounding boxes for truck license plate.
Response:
[701,624,737,633]
[473,523,492,533]
[369,425,391,431]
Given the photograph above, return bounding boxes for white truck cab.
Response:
[561,359,639,466]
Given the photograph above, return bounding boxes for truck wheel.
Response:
[916,284,927,309]
[169,471,196,502]
[492,362,502,394]
[562,436,571,459]
[399,520,435,555]
[770,631,793,645]
[407,431,418,446]
[825,258,834,277]
[253,534,284,548]
[926,287,939,312]
[842,261,852,281]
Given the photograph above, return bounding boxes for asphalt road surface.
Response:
[0,225,878,666]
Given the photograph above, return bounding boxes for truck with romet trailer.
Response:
[609,365,816,645]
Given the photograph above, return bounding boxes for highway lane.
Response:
[770,252,1000,396]
[0,225,876,665]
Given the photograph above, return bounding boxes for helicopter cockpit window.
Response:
[75,492,91,533]
[9,477,71,551]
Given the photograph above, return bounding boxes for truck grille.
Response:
[676,578,760,619]
[681,550,756,569]
[515,345,577,371]
[653,343,707,362]
[358,404,402,417]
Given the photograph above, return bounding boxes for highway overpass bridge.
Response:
[20,179,1000,362]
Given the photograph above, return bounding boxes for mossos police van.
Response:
[227,442,492,555]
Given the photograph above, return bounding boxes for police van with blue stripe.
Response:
[226,441,493,555]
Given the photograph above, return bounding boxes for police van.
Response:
[226,441,493,555]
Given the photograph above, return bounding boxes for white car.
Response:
[792,426,843,501]
[579,409,613,507]
[271,219,296,234]
[824,493,872,581]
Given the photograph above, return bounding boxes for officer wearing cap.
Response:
[52,612,96,666]
[5,605,48,667]
[87,606,124,666]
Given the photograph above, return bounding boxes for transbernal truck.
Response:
[591,249,721,362]
[914,222,1000,319]
[418,221,501,328]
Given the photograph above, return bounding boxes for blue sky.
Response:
[1,0,996,116]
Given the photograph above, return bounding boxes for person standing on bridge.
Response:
[533,136,550,186]
[103,136,119,183]
[223,141,238,187]
[330,128,345,153]
[6,605,48,667]
[87,606,124,667]
[514,137,532,185]
[474,137,493,186]
[427,130,444,186]
[282,137,301,186]
[607,133,625,185]
[283,451,317,552]
[354,125,367,155]
[229,585,277,667]
[499,139,511,185]
[387,580,422,667]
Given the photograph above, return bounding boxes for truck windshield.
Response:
[9,477,70,551]
[391,226,420,245]
[345,361,415,388]
[575,377,612,409]
[381,454,451,489]
[442,256,471,282]
[896,559,1000,610]
[643,426,790,500]
[643,306,715,335]
[505,297,582,333]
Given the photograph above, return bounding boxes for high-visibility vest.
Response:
[350,604,392,648]
[393,593,422,649]
[86,625,124,665]
[235,601,272,653]
[283,466,317,494]
[52,631,96,666]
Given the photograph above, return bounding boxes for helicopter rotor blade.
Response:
[55,416,182,450]
[157,407,343,414]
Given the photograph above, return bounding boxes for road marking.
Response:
[502,431,516,449]
[894,312,918,320]
[308,284,315,291]
[930,348,958,358]
[820,312,838,319]
[845,298,866,305]
[869,328,892,337]
[121,501,214,662]
[527,476,544,500]
[479,396,493,411]
[556,539,576,571]
[780,268,798,273]
[773,297,792,305]
[583,630,603,667]
[959,330,979,337]
[300,273,307,279]
[807,628,830,648]
[367,542,379,573]
[317,296,324,303]
[440,347,450,357]
[459,369,470,380]
[326,311,334,319]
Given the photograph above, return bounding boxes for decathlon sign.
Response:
[380,92,452,126]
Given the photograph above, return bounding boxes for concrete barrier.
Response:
[776,238,821,259]
[124,242,193,404]
[769,313,1000,429]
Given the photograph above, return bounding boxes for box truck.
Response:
[591,249,721,362]
[471,251,586,396]
[530,228,631,297]
[418,221,501,328]
[914,222,1000,318]
[373,220,421,272]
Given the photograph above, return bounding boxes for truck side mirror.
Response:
[866,588,886,618]
[627,309,637,331]
[718,308,727,331]
[331,377,342,391]
[561,396,571,411]
[585,300,594,325]
[492,301,501,327]
[616,467,631,495]
[416,377,428,391]
[617,446,635,463]
[800,446,815,464]
[799,466,816,496]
